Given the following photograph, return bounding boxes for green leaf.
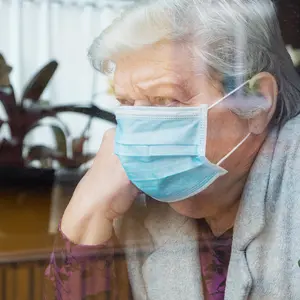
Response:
[52,104,116,124]
[0,53,12,86]
[55,153,94,169]
[27,121,68,156]
[50,124,67,156]
[72,136,88,155]
[25,145,58,162]
[21,60,58,105]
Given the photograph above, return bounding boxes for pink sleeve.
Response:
[43,223,115,300]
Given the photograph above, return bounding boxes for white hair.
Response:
[88,0,300,125]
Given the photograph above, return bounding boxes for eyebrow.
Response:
[114,69,190,102]
[135,75,184,90]
[113,83,131,101]
[136,76,189,101]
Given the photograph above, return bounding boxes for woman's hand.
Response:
[61,128,139,245]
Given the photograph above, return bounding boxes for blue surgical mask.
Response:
[114,81,251,203]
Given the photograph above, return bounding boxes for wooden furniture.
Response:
[0,186,132,300]
[0,188,56,300]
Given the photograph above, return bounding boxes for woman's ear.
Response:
[248,72,278,134]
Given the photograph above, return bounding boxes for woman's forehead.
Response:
[114,41,199,77]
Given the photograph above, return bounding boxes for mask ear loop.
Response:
[206,79,251,166]
[217,132,251,166]
[208,80,250,110]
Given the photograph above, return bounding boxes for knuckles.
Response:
[103,128,116,141]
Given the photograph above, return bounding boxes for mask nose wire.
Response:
[208,80,250,110]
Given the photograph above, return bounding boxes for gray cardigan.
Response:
[115,114,300,300]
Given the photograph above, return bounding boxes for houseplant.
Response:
[0,54,116,187]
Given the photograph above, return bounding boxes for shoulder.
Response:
[270,114,300,167]
[266,115,300,205]
[276,114,300,148]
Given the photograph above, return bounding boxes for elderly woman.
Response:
[45,0,300,299]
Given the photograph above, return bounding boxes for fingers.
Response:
[93,128,116,164]
[101,128,116,151]
[103,128,116,142]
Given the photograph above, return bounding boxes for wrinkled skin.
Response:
[62,39,277,243]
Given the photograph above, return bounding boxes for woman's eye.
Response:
[152,97,179,106]
[117,99,133,106]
